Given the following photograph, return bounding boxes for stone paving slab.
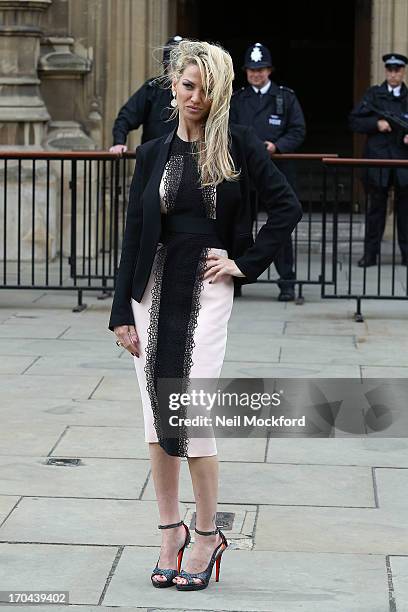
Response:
[225,333,355,364]
[52,426,149,459]
[0,286,407,611]
[0,323,70,339]
[234,294,354,319]
[2,306,108,319]
[0,456,150,498]
[142,461,375,507]
[0,496,20,524]
[0,354,39,374]
[255,504,408,554]
[362,365,408,377]
[24,292,104,309]
[0,338,120,357]
[0,423,66,456]
[214,437,268,462]
[0,543,116,605]
[0,498,170,545]
[224,334,281,362]
[103,548,389,612]
[266,438,408,467]
[24,355,134,376]
[284,320,362,336]
[375,468,408,510]
[58,327,118,341]
[92,374,141,402]
[227,318,285,334]
[221,361,361,378]
[280,342,408,365]
[0,398,144,428]
[50,426,268,463]
[362,319,408,336]
[2,608,149,612]
[390,556,408,612]
[0,291,45,306]
[0,373,102,401]
[0,498,254,546]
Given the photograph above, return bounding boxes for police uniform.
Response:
[349,53,408,266]
[112,36,182,146]
[230,43,306,299]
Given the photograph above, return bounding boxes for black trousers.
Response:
[364,185,408,259]
[250,190,295,290]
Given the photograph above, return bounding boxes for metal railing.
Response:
[1,150,336,310]
[8,149,406,321]
[0,151,135,310]
[322,157,408,320]
[252,153,339,302]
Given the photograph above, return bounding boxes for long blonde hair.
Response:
[164,39,240,186]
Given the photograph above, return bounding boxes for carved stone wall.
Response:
[371,0,408,84]
[0,0,170,150]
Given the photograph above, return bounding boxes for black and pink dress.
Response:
[131,134,234,457]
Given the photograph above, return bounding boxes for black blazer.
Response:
[108,123,302,332]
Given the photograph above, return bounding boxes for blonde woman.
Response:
[108,40,302,591]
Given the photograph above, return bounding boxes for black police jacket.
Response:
[112,78,177,145]
[349,81,408,187]
[108,123,302,331]
[229,81,306,153]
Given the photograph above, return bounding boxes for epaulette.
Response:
[279,85,295,94]
[232,87,246,96]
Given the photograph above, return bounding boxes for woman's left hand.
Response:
[204,252,246,283]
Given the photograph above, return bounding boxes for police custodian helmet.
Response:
[243,42,273,69]
[382,52,408,67]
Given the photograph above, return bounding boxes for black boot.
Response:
[358,254,377,268]
[278,285,295,301]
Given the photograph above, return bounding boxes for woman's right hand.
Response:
[114,325,140,357]
[109,144,128,155]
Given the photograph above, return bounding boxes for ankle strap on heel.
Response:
[195,526,219,535]
[158,519,184,529]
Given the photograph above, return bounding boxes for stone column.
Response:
[0,0,52,145]
[371,0,408,83]
[146,0,170,77]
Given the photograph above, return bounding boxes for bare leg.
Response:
[173,455,224,586]
[149,442,186,584]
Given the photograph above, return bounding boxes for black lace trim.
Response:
[162,155,183,213]
[202,184,217,219]
[144,245,167,444]
[183,246,210,379]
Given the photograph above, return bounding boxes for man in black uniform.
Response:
[109,36,183,154]
[230,42,306,301]
[349,52,408,267]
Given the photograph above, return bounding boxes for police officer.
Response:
[230,42,306,301]
[109,36,183,154]
[349,52,408,267]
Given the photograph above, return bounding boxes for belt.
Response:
[161,215,218,236]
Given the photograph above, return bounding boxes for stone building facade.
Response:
[1,0,408,151]
[0,0,174,150]
[1,0,408,264]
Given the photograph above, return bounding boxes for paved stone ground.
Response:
[0,283,407,612]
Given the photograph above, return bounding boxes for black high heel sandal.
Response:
[151,519,191,588]
[175,525,228,591]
